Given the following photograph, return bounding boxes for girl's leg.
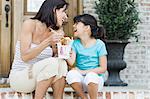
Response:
[52,77,66,99]
[87,82,98,99]
[71,82,87,99]
[34,77,55,99]
[66,70,87,99]
[84,72,103,99]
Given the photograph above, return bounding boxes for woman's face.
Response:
[56,5,68,27]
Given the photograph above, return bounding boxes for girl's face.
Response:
[73,22,87,38]
[56,5,68,27]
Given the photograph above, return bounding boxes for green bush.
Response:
[95,0,140,40]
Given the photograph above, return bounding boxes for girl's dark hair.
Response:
[73,14,106,41]
[31,0,68,30]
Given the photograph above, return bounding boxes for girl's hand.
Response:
[69,49,73,58]
[73,67,87,75]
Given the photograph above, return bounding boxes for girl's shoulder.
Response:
[73,39,81,45]
[96,39,105,45]
[71,39,81,48]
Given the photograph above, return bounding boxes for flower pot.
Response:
[104,40,128,86]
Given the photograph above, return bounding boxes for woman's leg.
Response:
[33,58,68,99]
[66,70,87,99]
[52,77,66,99]
[34,77,55,99]
[9,69,36,93]
[33,58,59,99]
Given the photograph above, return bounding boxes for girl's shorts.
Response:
[66,70,104,92]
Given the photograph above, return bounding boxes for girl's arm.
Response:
[66,50,76,67]
[20,19,63,62]
[77,55,107,75]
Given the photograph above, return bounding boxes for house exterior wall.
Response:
[83,0,150,87]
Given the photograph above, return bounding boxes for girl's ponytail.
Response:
[91,25,106,41]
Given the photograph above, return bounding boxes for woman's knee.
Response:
[54,76,65,83]
[9,70,36,93]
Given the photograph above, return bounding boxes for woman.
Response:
[9,0,69,99]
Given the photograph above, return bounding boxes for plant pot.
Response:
[104,40,128,86]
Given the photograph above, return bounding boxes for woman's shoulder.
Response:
[23,19,36,26]
[22,19,36,31]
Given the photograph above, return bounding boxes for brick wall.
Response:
[83,0,150,87]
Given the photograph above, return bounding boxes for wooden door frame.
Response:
[0,0,11,77]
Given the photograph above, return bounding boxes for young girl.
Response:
[66,14,107,99]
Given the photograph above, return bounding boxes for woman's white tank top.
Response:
[10,41,53,73]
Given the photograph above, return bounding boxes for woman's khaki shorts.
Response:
[9,57,68,93]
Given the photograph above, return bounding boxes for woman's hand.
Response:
[47,28,64,46]
[49,33,63,45]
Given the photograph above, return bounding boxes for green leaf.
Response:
[95,0,140,40]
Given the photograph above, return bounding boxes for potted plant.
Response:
[95,0,140,86]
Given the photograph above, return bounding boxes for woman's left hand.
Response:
[49,27,65,37]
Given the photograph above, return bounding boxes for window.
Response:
[25,0,44,14]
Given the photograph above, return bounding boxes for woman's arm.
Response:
[20,20,63,62]
[77,56,107,75]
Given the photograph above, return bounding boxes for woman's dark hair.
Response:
[31,0,68,30]
[73,14,106,41]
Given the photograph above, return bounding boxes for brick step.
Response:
[0,87,150,99]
